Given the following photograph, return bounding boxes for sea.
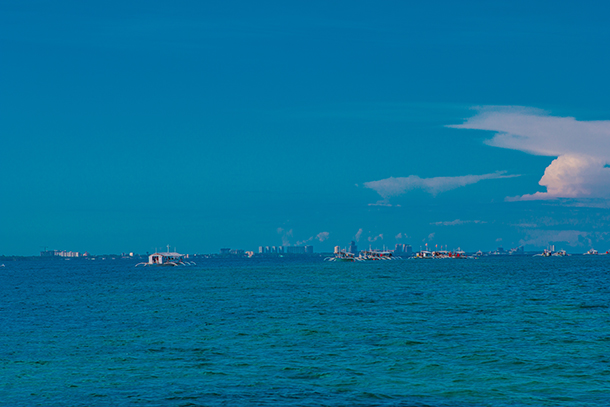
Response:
[1,255,608,407]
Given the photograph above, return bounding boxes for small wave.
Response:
[579,304,608,309]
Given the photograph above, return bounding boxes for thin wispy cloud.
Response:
[368,234,383,242]
[316,232,330,242]
[277,228,293,246]
[368,200,394,207]
[430,219,486,226]
[450,106,610,201]
[364,171,516,199]
[295,231,330,246]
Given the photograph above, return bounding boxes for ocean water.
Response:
[1,255,608,406]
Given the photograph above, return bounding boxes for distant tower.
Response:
[348,241,358,254]
[334,246,341,254]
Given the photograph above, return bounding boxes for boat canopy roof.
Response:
[151,252,184,257]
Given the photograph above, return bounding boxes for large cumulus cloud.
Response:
[450,107,610,201]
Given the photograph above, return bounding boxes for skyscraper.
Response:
[348,241,358,254]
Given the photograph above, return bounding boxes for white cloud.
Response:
[395,232,409,239]
[294,231,330,246]
[430,219,486,226]
[354,228,363,242]
[316,231,329,242]
[506,154,610,201]
[295,236,312,246]
[512,223,538,228]
[450,106,610,201]
[368,234,383,242]
[364,171,516,199]
[278,228,293,246]
[368,200,393,207]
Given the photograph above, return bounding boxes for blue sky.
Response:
[2,1,610,255]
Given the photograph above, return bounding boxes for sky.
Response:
[2,0,610,255]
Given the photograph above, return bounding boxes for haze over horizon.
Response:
[2,1,610,255]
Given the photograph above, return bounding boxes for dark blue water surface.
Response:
[1,256,608,406]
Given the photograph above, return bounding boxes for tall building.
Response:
[304,245,313,254]
[394,243,404,253]
[348,241,358,254]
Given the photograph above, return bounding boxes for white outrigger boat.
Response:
[414,250,472,259]
[583,249,598,255]
[326,249,395,262]
[136,247,195,267]
[326,250,356,262]
[359,250,393,260]
[535,249,569,257]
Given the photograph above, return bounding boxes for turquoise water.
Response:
[1,256,608,406]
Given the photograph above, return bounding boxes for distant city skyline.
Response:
[2,1,610,255]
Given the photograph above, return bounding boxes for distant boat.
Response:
[414,250,472,259]
[414,250,434,259]
[136,250,195,267]
[534,248,569,257]
[333,251,356,262]
[359,250,393,260]
[326,249,394,262]
[584,249,598,255]
[534,249,553,257]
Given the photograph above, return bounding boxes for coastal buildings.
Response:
[256,245,314,255]
[285,246,313,254]
[258,246,285,254]
[394,244,412,255]
[40,250,82,257]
